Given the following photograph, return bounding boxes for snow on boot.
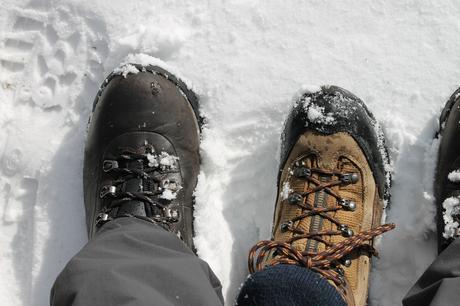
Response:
[435,88,460,253]
[83,64,201,251]
[248,86,395,306]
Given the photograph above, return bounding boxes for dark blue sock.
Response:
[236,264,347,306]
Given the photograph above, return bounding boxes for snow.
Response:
[158,152,179,169]
[113,63,139,78]
[147,151,181,200]
[146,151,178,170]
[292,84,322,102]
[442,197,460,239]
[301,85,322,95]
[280,181,292,200]
[160,189,177,201]
[146,153,159,168]
[0,0,458,305]
[448,170,460,183]
[306,103,336,125]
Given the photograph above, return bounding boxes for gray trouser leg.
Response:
[50,217,223,306]
[403,238,460,305]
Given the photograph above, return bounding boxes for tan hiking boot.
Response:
[248,86,395,306]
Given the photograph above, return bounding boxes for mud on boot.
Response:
[248,86,395,306]
[84,64,201,250]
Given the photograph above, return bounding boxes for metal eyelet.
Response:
[293,167,311,179]
[336,266,345,276]
[95,212,111,227]
[161,179,179,192]
[339,199,357,211]
[294,160,305,167]
[165,208,180,222]
[281,221,293,232]
[339,224,354,237]
[288,193,303,205]
[103,160,119,172]
[341,255,352,267]
[100,185,117,198]
[341,173,359,184]
[96,212,109,222]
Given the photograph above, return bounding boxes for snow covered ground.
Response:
[1,0,460,305]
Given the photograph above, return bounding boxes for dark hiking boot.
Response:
[83,64,201,250]
[248,86,395,306]
[435,88,460,253]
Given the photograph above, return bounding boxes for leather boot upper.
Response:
[248,86,395,306]
[84,65,201,250]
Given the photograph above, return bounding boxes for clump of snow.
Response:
[330,91,355,105]
[158,152,179,169]
[146,151,182,201]
[292,85,322,102]
[306,104,335,125]
[113,63,140,78]
[146,153,159,167]
[302,85,322,94]
[160,189,178,200]
[442,197,460,239]
[160,178,182,201]
[146,151,179,170]
[280,181,292,200]
[448,170,460,183]
[116,53,196,93]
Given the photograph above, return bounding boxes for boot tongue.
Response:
[124,159,144,191]
[446,190,460,198]
[108,149,182,221]
[117,159,147,216]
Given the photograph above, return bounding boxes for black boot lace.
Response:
[96,146,181,228]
